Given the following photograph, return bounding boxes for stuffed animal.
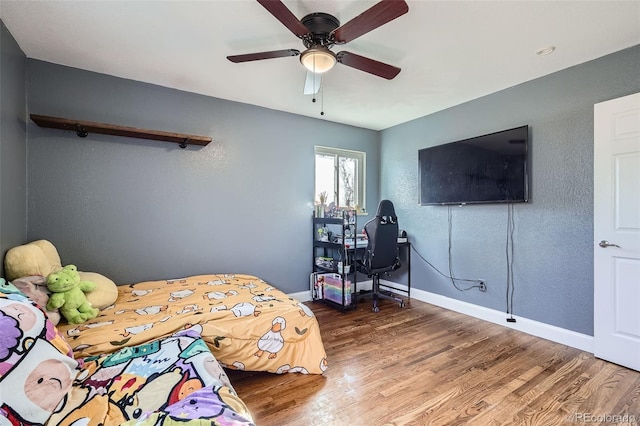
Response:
[46,265,99,324]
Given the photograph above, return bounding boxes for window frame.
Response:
[314,146,366,213]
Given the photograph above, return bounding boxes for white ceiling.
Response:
[2,1,639,130]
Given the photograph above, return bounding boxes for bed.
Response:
[56,274,328,375]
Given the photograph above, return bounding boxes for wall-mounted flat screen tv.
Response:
[419,125,529,205]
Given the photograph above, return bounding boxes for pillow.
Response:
[0,292,79,425]
[10,276,61,325]
[4,240,62,281]
[78,271,118,310]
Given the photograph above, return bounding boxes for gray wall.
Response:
[0,21,27,277]
[25,60,379,292]
[380,45,640,336]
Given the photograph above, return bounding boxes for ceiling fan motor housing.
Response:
[301,12,340,48]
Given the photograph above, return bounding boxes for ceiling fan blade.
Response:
[332,0,409,44]
[303,71,322,95]
[257,0,310,37]
[227,49,300,63]
[336,51,401,80]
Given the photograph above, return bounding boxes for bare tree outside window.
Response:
[339,157,356,207]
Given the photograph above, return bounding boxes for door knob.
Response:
[599,240,621,248]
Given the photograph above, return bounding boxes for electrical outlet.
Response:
[479,280,487,292]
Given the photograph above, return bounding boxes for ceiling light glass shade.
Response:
[300,47,337,73]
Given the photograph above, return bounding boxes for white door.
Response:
[594,92,640,371]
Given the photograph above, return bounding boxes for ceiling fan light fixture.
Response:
[300,47,336,73]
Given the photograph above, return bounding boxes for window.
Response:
[314,146,366,212]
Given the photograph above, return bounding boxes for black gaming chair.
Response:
[357,200,404,312]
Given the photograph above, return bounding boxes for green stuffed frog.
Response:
[46,264,99,324]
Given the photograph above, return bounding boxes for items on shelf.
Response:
[312,208,358,310]
[314,256,335,269]
[314,203,358,220]
[335,233,368,248]
[337,261,350,274]
[316,226,330,242]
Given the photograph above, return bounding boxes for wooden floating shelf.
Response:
[30,114,212,148]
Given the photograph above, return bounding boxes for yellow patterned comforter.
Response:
[56,274,328,375]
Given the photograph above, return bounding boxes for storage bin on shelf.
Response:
[311,272,352,306]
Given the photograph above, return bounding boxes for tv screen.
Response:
[419,125,529,205]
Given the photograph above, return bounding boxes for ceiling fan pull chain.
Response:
[312,54,317,104]
[320,84,325,116]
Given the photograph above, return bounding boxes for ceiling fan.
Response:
[227,0,409,94]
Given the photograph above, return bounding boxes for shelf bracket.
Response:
[75,124,88,138]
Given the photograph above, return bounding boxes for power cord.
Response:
[448,206,485,291]
[409,206,484,292]
[407,204,518,317]
[506,203,516,322]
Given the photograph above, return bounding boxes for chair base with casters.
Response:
[358,271,405,313]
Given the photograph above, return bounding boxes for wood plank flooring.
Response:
[227,298,640,426]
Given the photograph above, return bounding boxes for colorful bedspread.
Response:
[47,328,254,426]
[56,274,328,375]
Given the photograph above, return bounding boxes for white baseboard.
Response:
[289,290,313,302]
[382,280,594,354]
[290,279,594,354]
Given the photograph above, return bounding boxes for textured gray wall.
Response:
[0,21,27,277]
[26,60,379,292]
[380,45,640,336]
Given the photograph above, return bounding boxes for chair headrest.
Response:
[376,199,396,218]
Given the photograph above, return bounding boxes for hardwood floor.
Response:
[227,298,640,426]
